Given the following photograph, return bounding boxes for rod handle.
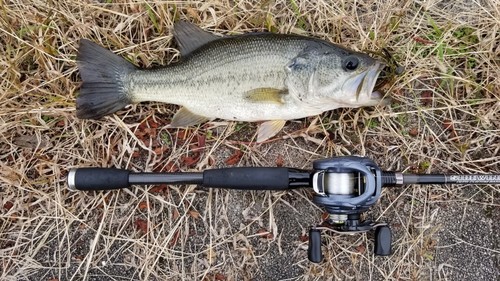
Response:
[203,167,291,190]
[67,168,130,191]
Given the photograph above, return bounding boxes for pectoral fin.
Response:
[256,120,286,142]
[245,88,287,104]
[170,107,209,127]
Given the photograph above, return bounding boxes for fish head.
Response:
[286,43,386,110]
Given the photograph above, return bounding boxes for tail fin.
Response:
[76,39,137,119]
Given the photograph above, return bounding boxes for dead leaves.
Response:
[172,209,180,221]
[153,161,179,173]
[442,119,454,131]
[168,230,181,247]
[275,154,284,167]
[181,154,201,167]
[3,201,14,210]
[134,116,164,145]
[138,201,148,211]
[355,244,366,254]
[442,119,459,141]
[299,234,309,242]
[135,218,148,233]
[225,149,242,165]
[148,184,169,194]
[224,144,284,167]
[420,90,433,106]
[132,117,208,170]
[413,36,434,45]
[188,209,200,219]
[203,272,227,281]
[256,228,274,240]
[214,273,227,281]
[174,130,207,168]
[409,127,419,137]
[133,116,169,159]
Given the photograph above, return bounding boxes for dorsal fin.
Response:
[172,21,220,56]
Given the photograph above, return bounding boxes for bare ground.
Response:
[1,1,499,281]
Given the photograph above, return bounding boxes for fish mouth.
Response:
[343,61,385,104]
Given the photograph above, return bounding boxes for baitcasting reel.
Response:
[308,157,389,262]
[67,156,500,263]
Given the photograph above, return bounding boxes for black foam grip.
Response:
[308,229,323,263]
[202,168,290,190]
[374,225,392,256]
[70,168,130,190]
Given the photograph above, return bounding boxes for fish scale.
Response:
[130,36,302,120]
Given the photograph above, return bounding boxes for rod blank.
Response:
[402,174,500,185]
[129,173,203,185]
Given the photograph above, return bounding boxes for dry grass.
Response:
[1,0,499,280]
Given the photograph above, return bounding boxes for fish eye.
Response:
[343,56,360,71]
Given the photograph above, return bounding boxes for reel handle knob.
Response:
[308,228,323,263]
[374,225,392,256]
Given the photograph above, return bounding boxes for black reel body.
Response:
[312,156,382,214]
[308,156,391,263]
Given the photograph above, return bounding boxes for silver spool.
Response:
[323,172,356,195]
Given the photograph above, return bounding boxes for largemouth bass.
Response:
[76,21,385,142]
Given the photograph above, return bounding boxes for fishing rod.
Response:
[67,156,500,263]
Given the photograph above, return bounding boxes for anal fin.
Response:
[256,120,286,142]
[170,107,209,128]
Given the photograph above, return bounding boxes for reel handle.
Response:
[374,225,392,256]
[308,228,323,263]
